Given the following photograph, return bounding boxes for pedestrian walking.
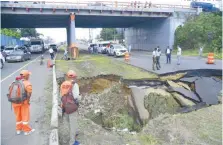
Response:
[128,45,132,54]
[60,70,81,145]
[49,47,54,60]
[165,46,171,64]
[7,70,35,135]
[156,47,161,69]
[199,46,203,58]
[177,45,182,65]
[62,49,68,60]
[152,48,157,70]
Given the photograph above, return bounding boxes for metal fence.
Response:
[1,34,24,46]
[2,1,194,12]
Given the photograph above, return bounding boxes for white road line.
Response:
[1,55,41,83]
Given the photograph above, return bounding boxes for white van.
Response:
[98,41,110,54]
[30,39,44,53]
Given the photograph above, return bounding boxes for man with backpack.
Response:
[60,70,81,145]
[8,70,35,135]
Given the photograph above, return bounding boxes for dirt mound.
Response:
[144,91,180,119]
[90,78,114,93]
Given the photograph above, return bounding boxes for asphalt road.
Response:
[1,52,52,145]
[116,51,222,74]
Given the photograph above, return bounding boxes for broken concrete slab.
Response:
[177,82,191,91]
[169,87,200,102]
[180,77,200,83]
[178,102,208,113]
[146,88,172,97]
[131,87,149,125]
[167,80,182,88]
[195,77,222,105]
[172,93,195,107]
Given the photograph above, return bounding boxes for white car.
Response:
[108,44,128,57]
[3,46,17,56]
[97,41,110,54]
[0,52,5,69]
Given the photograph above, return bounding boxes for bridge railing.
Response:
[2,1,195,12]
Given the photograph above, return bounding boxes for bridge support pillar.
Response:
[66,27,70,49]
[69,13,78,59]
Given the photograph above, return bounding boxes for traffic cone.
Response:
[207,53,214,64]
[124,52,130,62]
[47,59,52,68]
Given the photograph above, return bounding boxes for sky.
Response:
[36,0,222,43]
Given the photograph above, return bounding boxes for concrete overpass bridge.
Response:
[1,1,198,51]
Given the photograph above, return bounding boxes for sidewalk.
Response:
[1,54,52,145]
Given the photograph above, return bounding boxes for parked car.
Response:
[88,43,98,53]
[107,44,128,57]
[6,49,31,62]
[98,41,111,54]
[1,46,7,59]
[0,52,5,69]
[49,44,58,52]
[3,46,17,56]
[18,46,31,53]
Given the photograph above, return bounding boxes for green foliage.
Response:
[174,13,222,53]
[100,28,124,41]
[0,28,21,38]
[20,28,41,38]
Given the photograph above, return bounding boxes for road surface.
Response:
[1,53,52,145]
[117,51,222,74]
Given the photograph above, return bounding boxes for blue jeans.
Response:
[166,54,171,63]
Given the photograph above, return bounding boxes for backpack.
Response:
[61,85,78,114]
[7,79,27,104]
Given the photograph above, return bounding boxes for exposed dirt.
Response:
[56,52,222,145]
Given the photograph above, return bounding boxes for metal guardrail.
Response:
[2,1,195,12]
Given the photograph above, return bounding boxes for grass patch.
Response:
[172,49,222,59]
[138,134,159,145]
[56,52,158,79]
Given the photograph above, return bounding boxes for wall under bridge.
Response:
[124,12,189,51]
[1,34,24,46]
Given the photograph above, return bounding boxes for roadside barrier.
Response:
[49,55,59,145]
[125,52,130,62]
[207,53,214,64]
[47,59,52,68]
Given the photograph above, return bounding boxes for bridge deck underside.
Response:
[1,14,165,28]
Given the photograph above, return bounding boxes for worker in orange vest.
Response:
[60,70,81,144]
[13,70,35,135]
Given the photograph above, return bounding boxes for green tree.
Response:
[174,12,222,53]
[20,28,42,38]
[100,28,117,41]
[0,28,21,38]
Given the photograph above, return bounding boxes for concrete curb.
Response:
[51,60,58,128]
[49,57,59,145]
[49,129,59,145]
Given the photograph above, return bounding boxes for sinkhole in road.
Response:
[57,70,222,138]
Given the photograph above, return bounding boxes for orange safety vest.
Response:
[60,81,73,97]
